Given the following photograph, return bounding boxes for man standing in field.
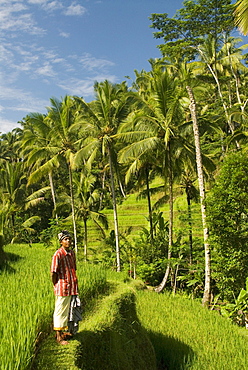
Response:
[51,230,78,345]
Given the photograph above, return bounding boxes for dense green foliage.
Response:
[150,0,234,59]
[207,152,248,299]
[1,0,248,309]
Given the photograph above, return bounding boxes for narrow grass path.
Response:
[32,283,116,370]
[32,282,156,370]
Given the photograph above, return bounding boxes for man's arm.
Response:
[51,271,58,285]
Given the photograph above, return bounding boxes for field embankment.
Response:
[2,244,248,370]
[33,281,156,370]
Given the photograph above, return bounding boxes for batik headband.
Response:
[58,230,71,241]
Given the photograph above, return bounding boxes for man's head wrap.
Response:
[58,230,71,242]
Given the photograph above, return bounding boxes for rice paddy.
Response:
[0,244,107,370]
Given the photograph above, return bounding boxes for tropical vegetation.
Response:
[1,0,248,346]
[2,244,248,370]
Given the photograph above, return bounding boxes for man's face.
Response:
[61,236,71,250]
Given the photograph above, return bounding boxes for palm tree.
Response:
[0,128,23,163]
[21,113,59,220]
[118,63,196,291]
[119,145,160,243]
[234,0,248,35]
[195,35,248,150]
[74,80,131,271]
[186,85,211,307]
[179,169,199,265]
[164,57,215,305]
[25,96,84,252]
[0,161,26,227]
[74,171,108,261]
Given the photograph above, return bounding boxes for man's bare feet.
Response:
[57,339,69,345]
[56,330,69,345]
[61,332,73,340]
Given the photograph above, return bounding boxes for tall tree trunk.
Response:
[100,170,106,210]
[48,171,58,222]
[197,48,234,134]
[83,218,88,262]
[133,260,136,280]
[0,210,6,267]
[145,167,154,242]
[155,146,173,292]
[68,164,78,253]
[186,191,193,265]
[0,234,5,268]
[108,147,121,272]
[173,263,180,294]
[186,86,211,307]
[225,35,246,115]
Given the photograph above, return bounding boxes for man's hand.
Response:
[51,272,58,285]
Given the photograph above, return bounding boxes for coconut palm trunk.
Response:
[155,146,173,292]
[186,190,193,265]
[0,235,5,267]
[83,218,88,261]
[186,85,211,307]
[68,164,78,253]
[145,167,154,242]
[48,171,58,222]
[108,147,121,272]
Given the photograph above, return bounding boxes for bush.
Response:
[207,152,248,300]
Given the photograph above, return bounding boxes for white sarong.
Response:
[53,296,71,331]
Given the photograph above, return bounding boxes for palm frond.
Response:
[28,155,59,185]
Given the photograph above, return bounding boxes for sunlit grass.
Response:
[87,191,202,247]
[1,244,107,370]
[136,290,248,369]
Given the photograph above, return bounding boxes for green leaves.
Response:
[234,0,248,35]
[150,0,234,60]
[207,152,248,298]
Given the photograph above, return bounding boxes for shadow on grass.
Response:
[74,327,157,370]
[0,251,24,273]
[146,330,194,370]
[73,328,194,370]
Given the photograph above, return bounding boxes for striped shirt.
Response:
[51,247,78,296]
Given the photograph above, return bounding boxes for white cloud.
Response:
[58,78,95,97]
[57,73,118,97]
[79,53,115,71]
[27,0,47,4]
[0,44,14,63]
[36,62,57,77]
[0,85,49,133]
[0,116,21,134]
[45,1,63,12]
[64,2,86,16]
[0,2,45,34]
[93,74,118,84]
[59,31,70,38]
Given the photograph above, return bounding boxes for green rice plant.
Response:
[33,279,154,370]
[76,261,108,303]
[0,244,108,370]
[75,284,157,370]
[0,244,54,370]
[136,290,248,370]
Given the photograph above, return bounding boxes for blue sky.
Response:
[0,0,187,133]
